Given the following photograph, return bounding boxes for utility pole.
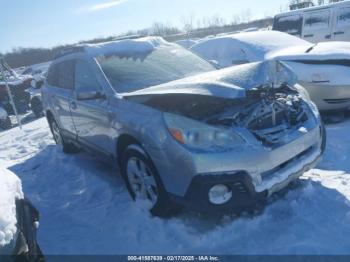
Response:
[0,57,22,129]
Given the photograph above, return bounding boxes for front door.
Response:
[70,59,114,155]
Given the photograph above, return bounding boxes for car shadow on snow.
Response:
[321,110,350,125]
[7,143,350,254]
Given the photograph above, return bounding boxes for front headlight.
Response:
[293,83,310,100]
[293,84,320,119]
[163,113,245,150]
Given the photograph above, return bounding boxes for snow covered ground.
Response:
[1,117,350,254]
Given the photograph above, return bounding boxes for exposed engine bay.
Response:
[126,84,314,146]
[206,84,310,145]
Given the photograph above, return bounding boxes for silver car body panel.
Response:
[42,38,323,199]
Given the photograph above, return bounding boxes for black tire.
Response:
[31,97,43,118]
[0,116,12,130]
[120,145,177,217]
[48,117,79,154]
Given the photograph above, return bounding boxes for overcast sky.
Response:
[0,0,289,53]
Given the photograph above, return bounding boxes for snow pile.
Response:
[85,36,169,59]
[191,31,310,65]
[0,167,23,247]
[268,41,350,61]
[191,31,350,70]
[2,116,350,254]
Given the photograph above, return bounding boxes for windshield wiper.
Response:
[305,43,318,53]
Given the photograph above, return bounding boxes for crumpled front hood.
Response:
[122,60,297,100]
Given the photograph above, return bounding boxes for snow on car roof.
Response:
[191,31,310,62]
[0,168,23,247]
[175,39,198,49]
[84,36,169,58]
[267,41,350,61]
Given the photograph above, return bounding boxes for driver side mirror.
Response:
[76,91,106,101]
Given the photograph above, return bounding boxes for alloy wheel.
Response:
[126,156,158,207]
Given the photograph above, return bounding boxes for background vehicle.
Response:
[0,168,43,261]
[42,37,324,216]
[0,60,46,122]
[273,0,350,42]
[190,30,350,111]
[0,106,11,130]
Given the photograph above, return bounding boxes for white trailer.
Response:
[273,0,350,43]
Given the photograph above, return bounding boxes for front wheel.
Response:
[121,145,176,217]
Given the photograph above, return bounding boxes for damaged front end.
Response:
[206,84,317,147]
[125,60,319,149]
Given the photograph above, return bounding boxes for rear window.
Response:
[304,10,330,29]
[273,15,303,36]
[96,45,214,93]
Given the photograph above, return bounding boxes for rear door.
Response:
[70,59,113,155]
[46,60,77,137]
[303,8,332,42]
[333,6,350,41]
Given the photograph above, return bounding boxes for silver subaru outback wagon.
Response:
[42,36,325,216]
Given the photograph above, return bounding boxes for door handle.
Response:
[334,31,344,35]
[304,34,314,37]
[70,101,77,110]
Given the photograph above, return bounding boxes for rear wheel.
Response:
[121,145,177,217]
[49,118,79,154]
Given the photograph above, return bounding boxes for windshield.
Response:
[96,45,215,93]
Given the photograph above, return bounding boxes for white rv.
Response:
[273,0,350,43]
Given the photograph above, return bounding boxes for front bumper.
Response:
[164,122,323,213]
[170,151,321,213]
[169,172,267,213]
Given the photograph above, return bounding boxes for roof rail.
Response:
[54,46,85,59]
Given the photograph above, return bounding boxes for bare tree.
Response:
[181,13,196,35]
[240,9,252,23]
[231,14,241,25]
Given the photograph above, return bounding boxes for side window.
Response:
[273,15,303,36]
[74,60,101,92]
[337,7,350,26]
[46,64,59,86]
[304,10,330,29]
[51,60,75,89]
